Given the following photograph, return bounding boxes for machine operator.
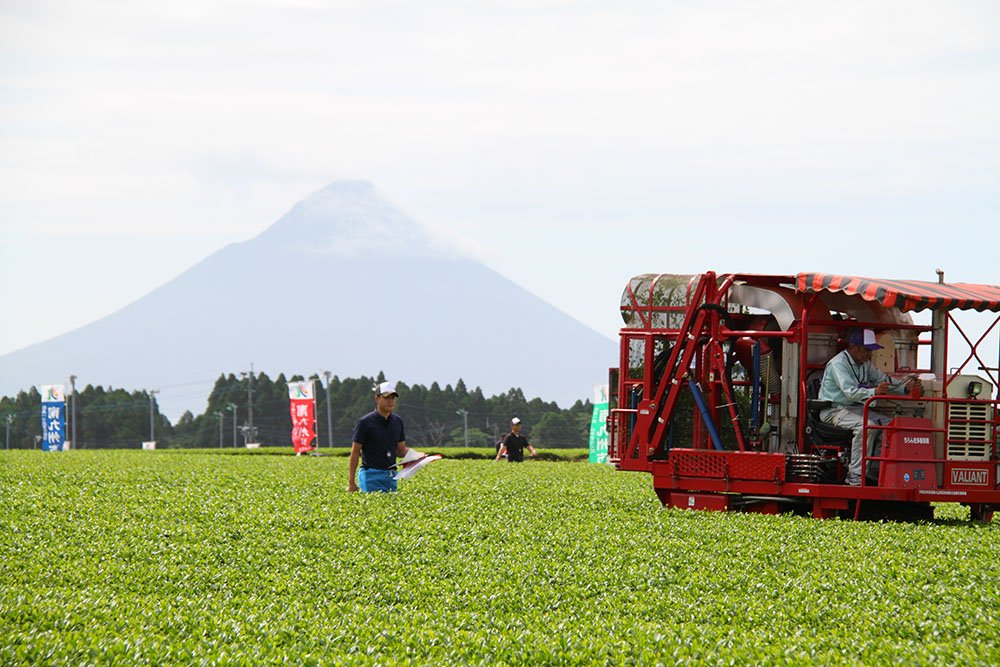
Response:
[818,328,914,486]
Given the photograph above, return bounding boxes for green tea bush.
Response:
[1,451,998,665]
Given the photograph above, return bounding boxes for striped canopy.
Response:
[796,273,1000,313]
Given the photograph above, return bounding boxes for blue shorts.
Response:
[358,467,397,493]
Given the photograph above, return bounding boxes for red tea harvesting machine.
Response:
[608,271,1000,521]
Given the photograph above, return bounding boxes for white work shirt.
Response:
[818,349,904,407]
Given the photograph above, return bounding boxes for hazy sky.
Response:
[2,1,999,367]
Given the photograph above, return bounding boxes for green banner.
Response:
[588,384,609,463]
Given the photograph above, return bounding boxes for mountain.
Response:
[0,181,615,419]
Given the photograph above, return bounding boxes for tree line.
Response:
[0,372,594,450]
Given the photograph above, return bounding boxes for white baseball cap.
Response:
[848,329,883,351]
[376,381,398,396]
[511,417,521,424]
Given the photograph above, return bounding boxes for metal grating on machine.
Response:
[947,403,993,461]
[667,450,786,481]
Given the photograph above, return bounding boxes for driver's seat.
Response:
[804,371,854,450]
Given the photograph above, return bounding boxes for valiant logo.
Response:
[951,468,989,486]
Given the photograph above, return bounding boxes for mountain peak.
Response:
[0,181,614,419]
[254,180,448,257]
[307,179,377,201]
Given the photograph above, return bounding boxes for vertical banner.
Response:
[40,384,67,452]
[588,384,609,463]
[288,381,317,454]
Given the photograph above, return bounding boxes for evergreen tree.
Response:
[534,412,582,448]
[0,387,42,449]
[2,373,593,449]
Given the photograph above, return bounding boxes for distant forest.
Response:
[0,372,594,450]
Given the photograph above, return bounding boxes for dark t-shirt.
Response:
[503,433,530,462]
[352,410,406,469]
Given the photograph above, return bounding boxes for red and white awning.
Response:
[796,273,1000,313]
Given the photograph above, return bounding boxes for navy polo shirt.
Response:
[352,410,406,469]
[503,433,530,462]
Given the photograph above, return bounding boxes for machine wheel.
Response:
[969,503,995,523]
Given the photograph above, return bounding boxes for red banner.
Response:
[288,381,317,453]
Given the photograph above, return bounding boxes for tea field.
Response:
[1,450,999,665]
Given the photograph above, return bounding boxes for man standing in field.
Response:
[347,381,423,493]
[494,417,538,462]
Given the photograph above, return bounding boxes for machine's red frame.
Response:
[608,271,1000,521]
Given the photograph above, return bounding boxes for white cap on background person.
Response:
[511,417,521,424]
[376,381,398,396]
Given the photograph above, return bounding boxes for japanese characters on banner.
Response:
[40,384,67,452]
[288,381,317,454]
[588,384,609,463]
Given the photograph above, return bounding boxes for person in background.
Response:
[818,328,914,486]
[494,417,538,462]
[347,381,423,493]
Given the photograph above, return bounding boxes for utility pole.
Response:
[456,409,469,447]
[241,363,255,443]
[148,390,159,443]
[248,363,254,439]
[69,374,77,449]
[227,403,237,447]
[5,414,12,450]
[215,411,223,448]
[323,370,333,448]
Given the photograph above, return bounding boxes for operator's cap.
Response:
[848,329,883,351]
[511,417,521,425]
[376,381,398,397]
